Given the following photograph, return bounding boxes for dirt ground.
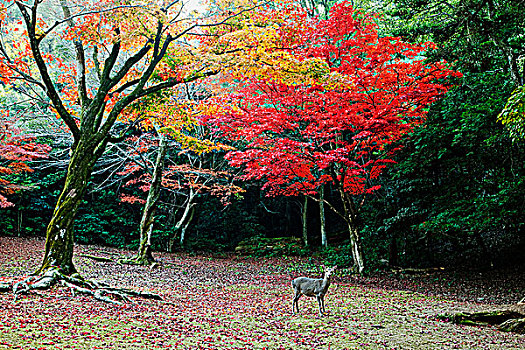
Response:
[0,236,523,349]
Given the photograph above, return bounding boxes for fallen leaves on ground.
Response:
[0,237,523,349]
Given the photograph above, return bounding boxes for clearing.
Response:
[0,236,523,349]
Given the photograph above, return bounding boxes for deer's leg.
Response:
[316,296,323,316]
[293,291,301,314]
[321,296,326,313]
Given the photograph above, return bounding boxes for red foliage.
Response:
[205,2,461,198]
[117,135,243,206]
[0,114,50,207]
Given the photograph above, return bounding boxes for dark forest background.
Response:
[1,0,524,272]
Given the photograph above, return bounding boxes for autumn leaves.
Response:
[0,0,460,274]
[202,1,460,272]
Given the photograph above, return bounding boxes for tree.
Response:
[129,127,168,266]
[368,0,525,268]
[0,0,262,284]
[499,85,525,141]
[205,1,459,273]
[386,0,525,83]
[387,0,525,141]
[117,117,243,262]
[0,113,50,207]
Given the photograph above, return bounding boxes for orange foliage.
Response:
[0,113,50,207]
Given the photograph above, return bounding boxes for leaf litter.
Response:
[0,237,523,349]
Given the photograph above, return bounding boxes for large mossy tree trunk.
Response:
[38,138,104,275]
[9,1,222,299]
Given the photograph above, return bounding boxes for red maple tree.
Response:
[205,1,461,273]
[117,130,243,255]
[0,113,50,208]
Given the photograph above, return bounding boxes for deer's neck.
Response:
[321,276,330,289]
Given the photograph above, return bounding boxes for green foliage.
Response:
[498,85,525,140]
[0,170,61,237]
[315,244,355,269]
[75,191,138,248]
[365,70,525,267]
[234,236,306,257]
[345,0,525,268]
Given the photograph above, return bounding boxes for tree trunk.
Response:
[179,206,194,248]
[348,223,365,274]
[302,196,308,246]
[133,135,168,265]
[39,140,100,275]
[17,210,22,237]
[319,186,327,248]
[389,228,398,267]
[338,190,365,274]
[168,187,196,251]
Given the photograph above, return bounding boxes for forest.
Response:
[0,0,524,347]
[1,0,524,270]
[1,0,523,274]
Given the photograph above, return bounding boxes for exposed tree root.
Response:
[499,318,525,333]
[439,306,525,334]
[78,254,116,262]
[2,268,162,304]
[79,252,159,269]
[391,266,445,275]
[119,253,158,268]
[0,282,12,292]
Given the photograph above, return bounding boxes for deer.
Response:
[292,265,337,316]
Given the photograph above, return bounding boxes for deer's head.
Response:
[323,265,337,278]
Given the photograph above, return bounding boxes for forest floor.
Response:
[0,236,523,349]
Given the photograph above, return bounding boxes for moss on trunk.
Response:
[441,308,525,334]
[133,135,168,265]
[38,140,99,275]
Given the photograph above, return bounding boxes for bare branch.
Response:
[60,0,89,107]
[14,1,80,140]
